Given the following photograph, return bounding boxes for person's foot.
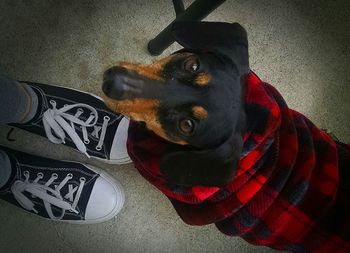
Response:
[0,146,124,224]
[10,81,131,164]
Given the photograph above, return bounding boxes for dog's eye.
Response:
[183,56,200,73]
[178,118,195,135]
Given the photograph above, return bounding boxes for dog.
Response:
[102,21,350,253]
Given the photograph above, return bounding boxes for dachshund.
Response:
[102,21,350,253]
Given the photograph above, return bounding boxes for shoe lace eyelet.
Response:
[95,146,102,151]
[37,172,44,179]
[103,116,110,121]
[80,177,86,183]
[49,100,56,106]
[52,173,58,179]
[23,171,29,176]
[67,173,73,179]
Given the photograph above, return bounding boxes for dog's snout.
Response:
[102,66,145,100]
[103,66,128,81]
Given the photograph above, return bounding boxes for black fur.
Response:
[103,21,250,187]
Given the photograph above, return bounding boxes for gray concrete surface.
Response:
[0,0,349,252]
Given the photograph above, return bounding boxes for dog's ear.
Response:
[172,21,249,75]
[160,132,243,187]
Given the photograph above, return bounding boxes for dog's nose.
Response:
[103,66,128,81]
[102,66,145,100]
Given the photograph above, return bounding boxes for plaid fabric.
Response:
[127,72,350,253]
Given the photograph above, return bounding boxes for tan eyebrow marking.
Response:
[195,73,211,86]
[117,55,174,81]
[192,106,208,120]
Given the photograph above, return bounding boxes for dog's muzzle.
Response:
[102,66,146,100]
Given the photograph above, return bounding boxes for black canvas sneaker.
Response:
[0,146,124,224]
[11,81,131,164]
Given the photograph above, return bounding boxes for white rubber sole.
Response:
[92,155,132,165]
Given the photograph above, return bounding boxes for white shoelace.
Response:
[42,100,110,157]
[11,171,85,220]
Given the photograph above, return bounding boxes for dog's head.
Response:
[103,22,249,187]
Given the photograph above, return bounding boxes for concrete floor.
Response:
[0,0,349,252]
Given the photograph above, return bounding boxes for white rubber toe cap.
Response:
[84,171,125,224]
[109,117,132,164]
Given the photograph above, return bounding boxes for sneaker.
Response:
[0,146,125,224]
[10,81,131,164]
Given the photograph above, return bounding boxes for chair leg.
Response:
[147,0,226,56]
[173,0,185,16]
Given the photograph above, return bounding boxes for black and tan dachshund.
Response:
[103,22,249,187]
[102,22,350,252]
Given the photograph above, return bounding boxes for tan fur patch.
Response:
[195,73,211,86]
[104,97,188,145]
[192,106,208,120]
[118,55,174,81]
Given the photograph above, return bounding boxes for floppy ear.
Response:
[172,21,249,75]
[160,132,243,187]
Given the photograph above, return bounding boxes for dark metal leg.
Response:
[147,0,226,56]
[172,0,185,16]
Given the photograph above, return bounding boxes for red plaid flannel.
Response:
[127,72,350,253]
